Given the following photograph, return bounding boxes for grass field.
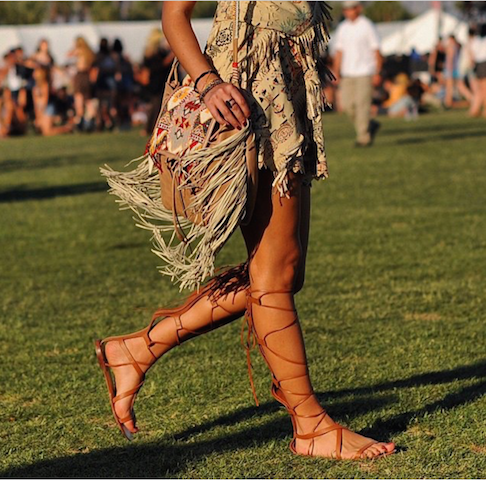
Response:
[1,111,485,478]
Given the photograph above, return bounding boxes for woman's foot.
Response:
[293,412,395,460]
[103,336,164,434]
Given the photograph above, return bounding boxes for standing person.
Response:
[2,49,28,135]
[428,37,446,86]
[140,29,174,135]
[333,1,382,147]
[31,38,55,71]
[469,24,486,117]
[92,38,117,131]
[444,35,461,108]
[112,38,134,130]
[95,1,395,461]
[67,36,95,130]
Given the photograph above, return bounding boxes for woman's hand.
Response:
[203,82,251,130]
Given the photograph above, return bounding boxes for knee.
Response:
[250,245,302,291]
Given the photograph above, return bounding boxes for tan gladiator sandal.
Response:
[95,286,223,441]
[243,289,395,460]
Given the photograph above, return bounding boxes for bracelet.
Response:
[200,78,223,100]
[194,69,218,92]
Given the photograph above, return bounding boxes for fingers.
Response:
[206,102,227,126]
[230,88,251,119]
[216,98,242,130]
[203,83,251,129]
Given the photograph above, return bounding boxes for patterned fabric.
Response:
[205,1,332,195]
[148,75,213,169]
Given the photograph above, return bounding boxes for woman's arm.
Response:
[162,1,249,129]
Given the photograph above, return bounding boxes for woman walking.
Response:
[95,1,395,460]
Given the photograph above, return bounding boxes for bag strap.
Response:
[231,0,240,86]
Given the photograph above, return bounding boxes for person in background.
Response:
[428,37,446,85]
[67,36,95,130]
[92,38,117,131]
[141,29,174,135]
[31,38,55,71]
[469,24,486,117]
[112,38,134,130]
[381,73,417,119]
[1,49,28,135]
[444,35,461,108]
[32,66,73,136]
[456,28,477,106]
[333,1,382,147]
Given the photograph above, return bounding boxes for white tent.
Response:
[381,9,468,56]
[0,27,22,59]
[0,18,214,64]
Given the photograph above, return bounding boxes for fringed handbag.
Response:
[101,1,257,291]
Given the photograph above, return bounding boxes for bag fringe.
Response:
[100,126,252,291]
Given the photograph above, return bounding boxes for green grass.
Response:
[1,111,485,478]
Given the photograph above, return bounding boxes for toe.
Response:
[385,442,395,453]
[123,419,138,434]
[362,442,393,459]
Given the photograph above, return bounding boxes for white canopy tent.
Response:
[0,18,214,64]
[380,9,469,56]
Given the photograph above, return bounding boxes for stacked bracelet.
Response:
[194,69,218,92]
[200,78,223,100]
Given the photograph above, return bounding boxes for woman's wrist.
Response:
[194,69,218,92]
[200,78,224,100]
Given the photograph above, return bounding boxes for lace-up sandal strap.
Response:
[353,440,380,460]
[116,340,146,377]
[112,381,145,404]
[271,379,325,419]
[243,289,304,406]
[295,423,345,458]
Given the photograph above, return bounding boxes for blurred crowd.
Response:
[1,14,486,140]
[0,29,174,138]
[326,25,486,121]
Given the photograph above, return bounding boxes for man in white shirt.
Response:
[333,1,382,146]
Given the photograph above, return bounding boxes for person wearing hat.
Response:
[333,1,382,146]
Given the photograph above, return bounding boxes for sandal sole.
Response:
[94,339,133,441]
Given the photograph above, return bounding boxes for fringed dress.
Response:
[206,1,332,195]
[101,1,331,290]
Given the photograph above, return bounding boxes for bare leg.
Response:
[469,77,482,117]
[74,92,85,122]
[102,177,312,434]
[241,170,395,459]
[481,79,486,117]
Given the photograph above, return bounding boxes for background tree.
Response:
[191,1,217,19]
[126,1,162,21]
[89,1,121,22]
[0,1,48,25]
[364,1,413,23]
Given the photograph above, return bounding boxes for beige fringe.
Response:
[236,16,332,197]
[101,124,252,291]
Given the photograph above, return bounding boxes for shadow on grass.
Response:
[0,153,126,174]
[2,360,485,477]
[394,129,485,145]
[0,182,107,203]
[0,154,80,174]
[383,122,468,136]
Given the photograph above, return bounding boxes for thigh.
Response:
[340,77,355,113]
[355,76,372,107]
[241,169,303,278]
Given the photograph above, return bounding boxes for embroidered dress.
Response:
[206,1,332,195]
[100,1,331,290]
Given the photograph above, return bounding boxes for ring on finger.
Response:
[225,99,236,110]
